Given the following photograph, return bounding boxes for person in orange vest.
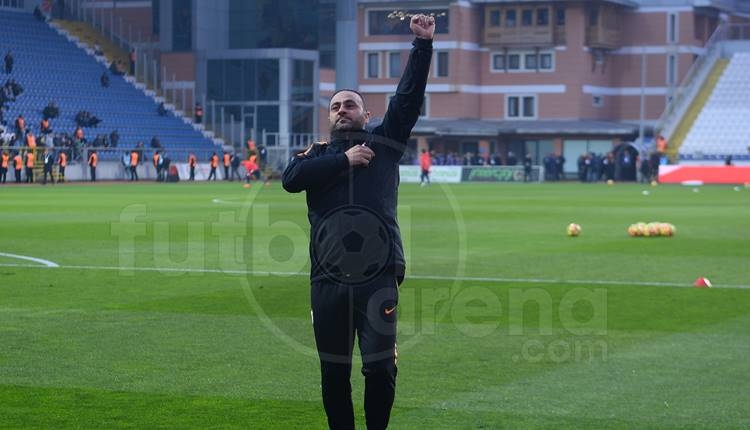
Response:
[57,150,67,183]
[129,149,139,181]
[419,148,432,186]
[13,152,23,183]
[25,150,35,183]
[153,151,162,181]
[242,154,265,185]
[42,148,55,185]
[88,150,98,182]
[208,152,218,181]
[222,151,231,181]
[188,152,197,181]
[25,131,37,149]
[0,151,8,184]
[194,103,203,124]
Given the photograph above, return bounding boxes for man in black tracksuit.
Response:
[282,15,435,430]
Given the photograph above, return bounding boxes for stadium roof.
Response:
[370,118,639,137]
[467,0,638,7]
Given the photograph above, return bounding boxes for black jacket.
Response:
[283,37,432,285]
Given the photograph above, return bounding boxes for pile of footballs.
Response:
[627,222,675,237]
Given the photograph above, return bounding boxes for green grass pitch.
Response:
[1,181,749,429]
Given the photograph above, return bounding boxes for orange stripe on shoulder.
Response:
[296,141,329,157]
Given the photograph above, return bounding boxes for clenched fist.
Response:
[410,14,435,40]
[345,144,375,167]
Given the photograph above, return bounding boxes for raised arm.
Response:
[380,14,435,148]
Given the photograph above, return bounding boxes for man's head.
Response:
[329,89,370,133]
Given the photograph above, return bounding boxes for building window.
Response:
[493,50,554,72]
[507,95,536,119]
[507,97,519,118]
[667,54,677,85]
[368,9,449,35]
[505,9,516,27]
[522,9,533,26]
[589,5,599,26]
[490,10,501,27]
[435,51,449,77]
[668,12,678,43]
[366,52,380,79]
[388,52,401,78]
[508,54,520,70]
[540,53,553,70]
[537,8,549,26]
[592,95,604,107]
[556,8,565,25]
[525,54,537,70]
[492,54,505,71]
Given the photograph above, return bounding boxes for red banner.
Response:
[658,165,750,184]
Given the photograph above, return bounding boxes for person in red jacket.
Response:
[419,148,432,186]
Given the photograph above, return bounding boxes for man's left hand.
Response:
[410,14,435,40]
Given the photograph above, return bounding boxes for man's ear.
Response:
[364,110,371,124]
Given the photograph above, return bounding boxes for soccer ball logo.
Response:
[312,205,393,285]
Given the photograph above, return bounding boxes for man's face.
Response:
[329,91,370,132]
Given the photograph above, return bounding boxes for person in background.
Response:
[13,152,23,183]
[25,149,35,183]
[222,151,231,181]
[419,148,431,187]
[207,152,218,181]
[57,150,67,183]
[0,150,8,184]
[188,152,197,181]
[42,148,55,185]
[88,149,98,182]
[194,102,203,124]
[523,153,533,182]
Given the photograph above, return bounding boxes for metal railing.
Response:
[63,0,196,122]
[655,24,750,140]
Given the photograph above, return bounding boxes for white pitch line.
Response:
[0,262,748,289]
[0,252,59,268]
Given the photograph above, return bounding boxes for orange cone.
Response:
[693,277,712,288]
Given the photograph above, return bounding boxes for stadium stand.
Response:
[0,9,217,161]
[680,52,750,161]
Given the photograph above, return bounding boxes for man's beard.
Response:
[330,117,365,133]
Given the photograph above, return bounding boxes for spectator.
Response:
[34,5,46,22]
[40,117,52,135]
[109,60,124,76]
[157,102,168,117]
[109,129,119,147]
[43,101,60,119]
[100,71,110,88]
[129,48,136,75]
[4,51,13,74]
[150,136,161,149]
[194,102,203,124]
[14,114,25,136]
[93,44,104,56]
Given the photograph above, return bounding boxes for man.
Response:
[129,149,139,181]
[208,152,218,181]
[88,150,97,182]
[4,50,13,74]
[25,150,35,183]
[0,151,8,184]
[523,153,532,182]
[282,14,434,430]
[57,150,67,183]
[222,151,231,180]
[188,152,197,181]
[419,148,431,187]
[42,149,55,185]
[13,152,22,183]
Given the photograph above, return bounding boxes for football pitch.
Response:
[1,181,749,429]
